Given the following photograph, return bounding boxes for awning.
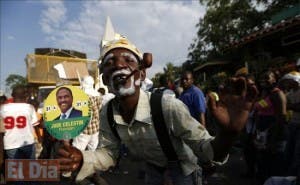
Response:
[194,61,231,72]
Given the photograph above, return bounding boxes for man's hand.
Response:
[208,77,258,133]
[208,77,258,161]
[58,141,83,173]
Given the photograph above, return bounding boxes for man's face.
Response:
[259,72,275,89]
[100,48,144,97]
[56,88,73,113]
[181,73,193,90]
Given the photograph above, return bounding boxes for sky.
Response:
[0,0,205,94]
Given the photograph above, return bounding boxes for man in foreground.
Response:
[57,33,257,185]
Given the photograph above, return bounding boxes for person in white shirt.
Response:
[0,85,39,159]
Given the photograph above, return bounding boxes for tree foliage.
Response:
[188,0,299,65]
[5,74,27,90]
[189,0,264,65]
[256,0,299,17]
[151,62,182,88]
[151,0,298,85]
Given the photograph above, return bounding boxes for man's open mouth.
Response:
[111,69,132,85]
[112,74,128,85]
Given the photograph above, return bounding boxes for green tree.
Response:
[188,0,264,65]
[188,0,298,65]
[5,74,27,90]
[151,72,163,88]
[256,0,299,17]
[151,62,182,88]
[163,62,176,82]
[152,0,298,85]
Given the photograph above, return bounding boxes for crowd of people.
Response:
[147,66,300,185]
[0,30,299,185]
[239,69,300,185]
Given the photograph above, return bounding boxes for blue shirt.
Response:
[179,85,206,121]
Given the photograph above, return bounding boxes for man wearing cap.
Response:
[57,31,258,185]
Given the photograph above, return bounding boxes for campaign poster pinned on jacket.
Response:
[43,85,91,140]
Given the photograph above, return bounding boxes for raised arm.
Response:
[208,77,258,161]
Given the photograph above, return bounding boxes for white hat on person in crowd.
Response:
[280,71,300,85]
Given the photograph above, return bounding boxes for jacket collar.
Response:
[112,89,152,126]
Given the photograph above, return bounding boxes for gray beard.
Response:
[112,75,136,97]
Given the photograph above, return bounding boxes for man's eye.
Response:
[103,59,113,67]
[125,57,135,63]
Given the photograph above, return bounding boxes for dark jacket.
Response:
[54,108,82,120]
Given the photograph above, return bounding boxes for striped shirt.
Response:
[82,96,102,135]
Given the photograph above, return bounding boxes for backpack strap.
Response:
[150,93,178,161]
[107,100,121,141]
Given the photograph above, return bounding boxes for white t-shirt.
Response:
[0,103,38,150]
